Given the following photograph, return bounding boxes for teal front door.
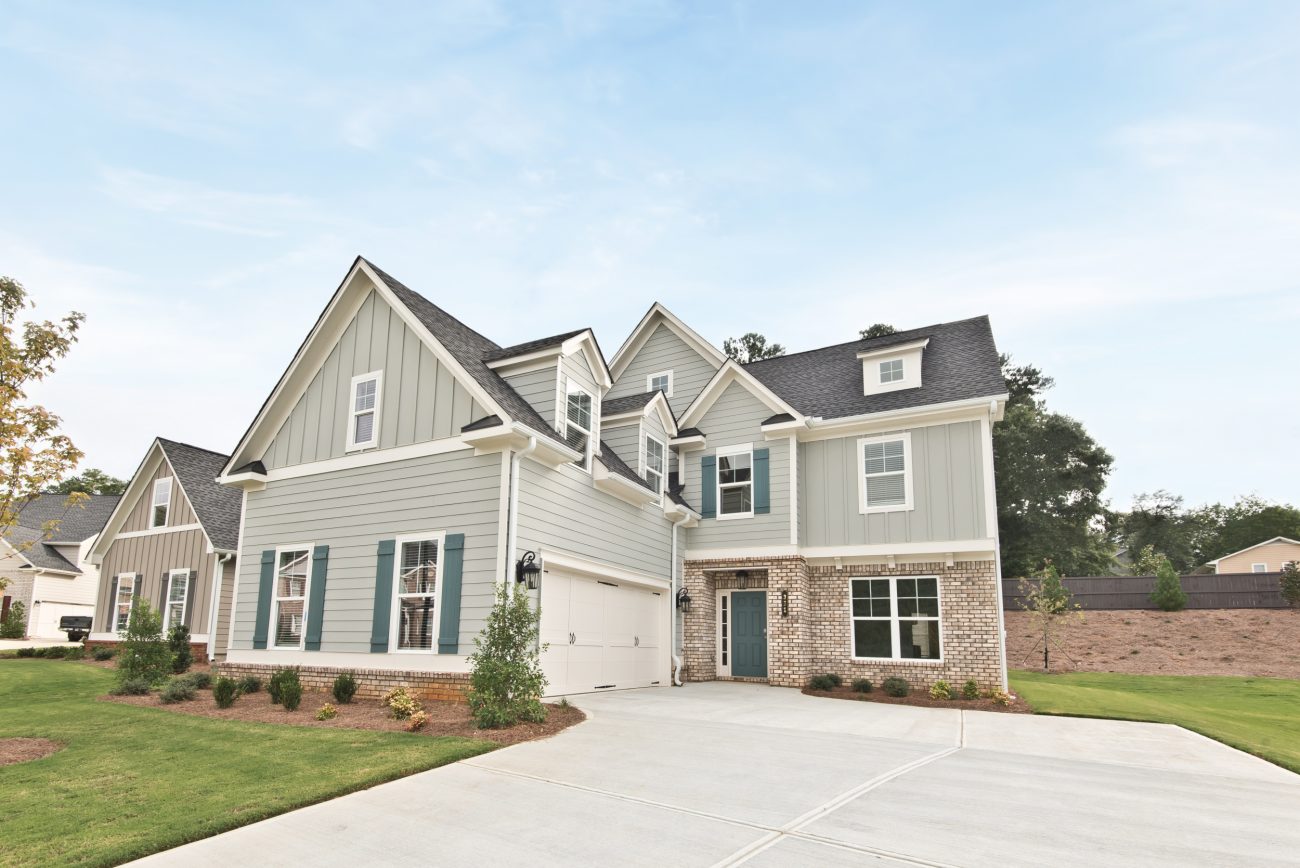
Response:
[731,591,768,678]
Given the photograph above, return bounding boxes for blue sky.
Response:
[2,0,1297,509]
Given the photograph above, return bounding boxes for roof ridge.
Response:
[361,256,504,351]
[156,437,231,460]
[743,314,990,368]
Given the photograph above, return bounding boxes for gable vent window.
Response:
[644,435,666,499]
[348,372,382,451]
[647,370,674,397]
[564,382,593,471]
[151,477,172,528]
[879,359,904,384]
[858,433,913,513]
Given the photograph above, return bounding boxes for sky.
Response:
[1,0,1297,510]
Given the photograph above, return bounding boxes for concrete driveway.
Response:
[136,682,1300,867]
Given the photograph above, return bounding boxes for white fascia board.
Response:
[562,330,613,389]
[90,440,166,561]
[760,419,807,438]
[592,461,660,507]
[485,348,562,373]
[647,391,679,437]
[855,338,930,360]
[218,470,267,492]
[609,303,727,380]
[678,360,804,430]
[663,499,700,524]
[462,421,582,469]
[670,433,707,451]
[538,546,670,590]
[797,395,1009,442]
[604,393,678,437]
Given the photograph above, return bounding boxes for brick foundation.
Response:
[214,662,470,703]
[84,640,210,665]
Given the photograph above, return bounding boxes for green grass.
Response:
[1012,669,1300,774]
[0,661,496,867]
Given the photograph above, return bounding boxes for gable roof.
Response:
[1209,536,1300,564]
[3,525,80,574]
[14,493,120,542]
[602,392,660,416]
[158,439,243,551]
[609,302,727,380]
[482,329,587,362]
[678,359,805,430]
[595,441,654,492]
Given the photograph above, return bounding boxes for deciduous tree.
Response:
[723,332,785,363]
[859,323,897,339]
[53,468,126,496]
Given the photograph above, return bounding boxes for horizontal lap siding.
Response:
[609,323,721,417]
[232,450,502,653]
[503,365,559,429]
[798,420,986,547]
[602,422,641,475]
[97,530,215,633]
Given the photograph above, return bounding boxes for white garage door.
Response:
[31,602,94,640]
[540,571,665,696]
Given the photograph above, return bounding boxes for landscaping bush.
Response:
[236,675,261,695]
[0,601,25,638]
[116,601,171,688]
[111,677,152,696]
[825,673,843,688]
[962,679,979,700]
[159,677,196,704]
[1150,559,1188,612]
[1280,560,1300,608]
[882,677,910,697]
[280,678,303,712]
[16,646,36,658]
[929,679,952,700]
[93,646,115,661]
[184,671,211,690]
[332,672,358,704]
[851,678,872,693]
[212,677,238,708]
[990,688,1013,707]
[42,646,67,659]
[807,674,837,691]
[316,703,338,721]
[168,624,193,674]
[268,667,299,704]
[64,646,86,660]
[382,687,422,720]
[406,710,429,732]
[466,585,547,729]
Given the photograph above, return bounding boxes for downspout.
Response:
[670,514,690,686]
[505,436,539,598]
[207,552,233,662]
[988,398,1010,693]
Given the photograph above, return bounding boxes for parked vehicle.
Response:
[59,614,92,642]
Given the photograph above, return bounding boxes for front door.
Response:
[730,591,768,678]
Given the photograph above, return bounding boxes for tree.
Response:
[53,468,127,496]
[466,586,547,729]
[1017,562,1082,672]
[1150,558,1188,612]
[1194,496,1300,565]
[1132,544,1167,577]
[0,600,25,638]
[1121,492,1206,573]
[0,277,86,591]
[116,600,172,686]
[859,323,897,339]
[723,332,785,363]
[1280,560,1300,608]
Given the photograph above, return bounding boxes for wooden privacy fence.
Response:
[1002,572,1290,611]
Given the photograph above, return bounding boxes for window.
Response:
[1252,563,1268,573]
[393,536,441,651]
[151,477,172,528]
[163,569,189,631]
[879,359,904,383]
[717,445,753,518]
[273,548,310,648]
[719,594,729,667]
[857,433,913,513]
[564,381,593,470]
[644,435,666,499]
[647,370,674,397]
[114,574,136,632]
[851,576,941,660]
[347,372,382,451]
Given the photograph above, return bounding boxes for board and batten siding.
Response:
[682,381,791,550]
[231,449,503,654]
[96,529,217,635]
[264,290,487,470]
[609,322,721,417]
[798,420,987,547]
[121,459,198,533]
[503,364,559,430]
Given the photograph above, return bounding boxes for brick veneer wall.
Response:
[84,639,209,665]
[215,662,470,703]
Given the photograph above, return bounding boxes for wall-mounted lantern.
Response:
[675,587,692,613]
[781,589,790,617]
[515,551,542,590]
[735,569,749,590]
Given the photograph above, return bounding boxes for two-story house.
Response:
[214,258,1007,698]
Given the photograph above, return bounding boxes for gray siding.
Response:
[97,530,218,635]
[603,422,641,474]
[682,381,792,550]
[265,290,487,470]
[503,364,559,430]
[213,557,235,659]
[609,322,721,417]
[232,449,503,653]
[798,420,987,547]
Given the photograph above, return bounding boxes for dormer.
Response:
[856,338,929,396]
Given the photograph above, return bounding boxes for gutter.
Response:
[670,514,690,686]
[505,436,539,597]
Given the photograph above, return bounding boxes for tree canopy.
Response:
[723,332,785,363]
[859,323,897,339]
[1118,493,1300,572]
[53,468,127,496]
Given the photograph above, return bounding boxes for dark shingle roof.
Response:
[482,330,587,362]
[158,439,243,551]
[761,413,795,426]
[461,415,504,432]
[743,316,1005,420]
[5,524,80,573]
[16,493,120,541]
[675,427,704,439]
[596,443,654,491]
[603,392,660,417]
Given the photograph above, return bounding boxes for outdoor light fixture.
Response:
[515,551,542,590]
[735,569,749,590]
[676,587,692,613]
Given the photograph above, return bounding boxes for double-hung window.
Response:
[564,381,593,471]
[151,478,172,528]
[392,535,442,652]
[857,432,913,513]
[273,548,310,648]
[717,445,753,519]
[163,569,189,631]
[879,359,904,383]
[647,370,673,397]
[644,435,666,499]
[348,371,382,451]
[851,576,941,660]
[114,574,136,632]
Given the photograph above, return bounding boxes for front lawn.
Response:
[1012,669,1300,774]
[0,661,495,867]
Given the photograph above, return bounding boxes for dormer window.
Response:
[647,370,674,397]
[348,371,382,451]
[857,338,929,396]
[151,478,172,528]
[879,359,904,384]
[564,380,593,471]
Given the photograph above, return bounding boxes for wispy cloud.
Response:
[97,169,316,238]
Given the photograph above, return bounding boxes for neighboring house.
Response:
[214,257,1009,698]
[1210,537,1300,574]
[87,438,243,662]
[0,494,120,639]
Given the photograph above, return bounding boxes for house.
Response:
[87,438,243,662]
[1210,537,1300,574]
[215,257,1008,697]
[0,494,120,639]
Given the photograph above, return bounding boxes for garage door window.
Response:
[393,536,442,651]
[850,576,941,661]
[114,574,136,632]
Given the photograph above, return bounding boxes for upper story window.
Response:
[647,370,674,397]
[879,359,904,384]
[564,380,593,471]
[717,444,753,519]
[347,371,382,451]
[393,535,442,652]
[273,548,310,649]
[644,435,666,500]
[857,433,913,513]
[150,478,172,528]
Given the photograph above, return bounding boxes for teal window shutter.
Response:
[370,539,396,652]
[252,550,275,649]
[304,545,330,651]
[438,533,465,654]
[754,448,771,514]
[701,456,717,519]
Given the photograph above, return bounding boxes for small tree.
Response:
[1017,561,1082,672]
[466,585,547,729]
[723,332,785,363]
[116,600,171,686]
[1150,558,1188,612]
[0,600,26,638]
[1132,544,1165,577]
[1279,560,1300,608]
[168,623,193,673]
[859,323,897,339]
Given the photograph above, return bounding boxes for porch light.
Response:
[675,587,692,613]
[735,570,749,590]
[515,551,542,590]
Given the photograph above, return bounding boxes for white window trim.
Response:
[346,371,383,452]
[563,378,594,473]
[879,358,904,384]
[848,575,944,663]
[151,477,172,528]
[1251,562,1268,573]
[716,443,754,521]
[856,431,914,514]
[114,572,136,633]
[389,531,446,654]
[270,544,313,651]
[642,430,667,506]
[646,369,674,398]
[161,568,190,633]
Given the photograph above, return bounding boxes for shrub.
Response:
[962,679,979,700]
[116,601,171,688]
[1280,560,1300,608]
[42,646,67,659]
[406,710,429,732]
[268,667,299,704]
[825,673,843,687]
[929,679,952,701]
[93,646,115,661]
[64,646,86,660]
[466,585,547,729]
[111,677,152,696]
[383,687,422,720]
[882,677,910,697]
[168,624,193,673]
[185,671,212,690]
[807,674,837,691]
[236,675,261,695]
[159,678,196,704]
[332,672,358,704]
[316,703,338,721]
[16,647,35,658]
[212,677,238,708]
[990,688,1013,707]
[851,678,872,693]
[0,601,25,638]
[280,678,303,712]
[1150,559,1188,612]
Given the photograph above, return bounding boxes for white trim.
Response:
[685,544,801,560]
[602,391,678,439]
[245,437,474,484]
[1252,563,1268,573]
[388,532,446,654]
[854,338,931,361]
[848,574,944,663]
[609,302,727,380]
[161,567,191,633]
[856,432,914,514]
[495,452,511,591]
[592,460,660,507]
[789,435,798,545]
[1208,537,1300,565]
[115,523,204,540]
[150,477,173,528]
[683,540,998,562]
[113,572,137,633]
[485,353,559,376]
[715,588,732,678]
[226,647,475,672]
[715,443,754,521]
[539,547,670,591]
[269,544,313,651]
[345,370,383,452]
[979,413,999,539]
[797,395,1009,442]
[646,369,674,398]
[224,489,248,656]
[642,429,667,506]
[562,377,594,473]
[678,360,804,430]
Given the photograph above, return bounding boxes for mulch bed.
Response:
[803,686,1032,714]
[0,737,64,766]
[102,688,585,746]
